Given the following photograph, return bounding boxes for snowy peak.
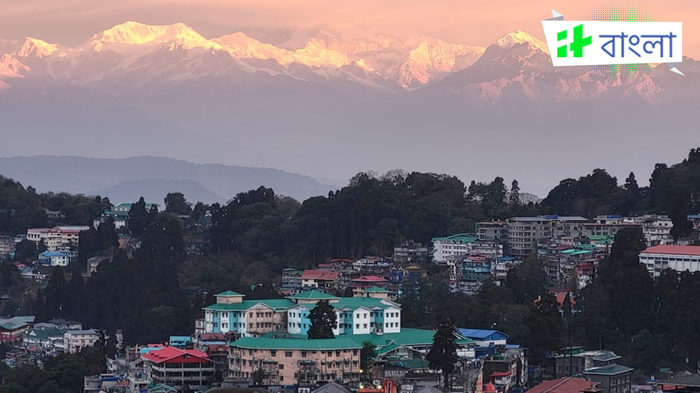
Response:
[15,37,59,58]
[88,21,220,50]
[495,30,549,54]
[214,32,292,63]
[397,40,485,88]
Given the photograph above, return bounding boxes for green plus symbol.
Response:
[570,24,592,57]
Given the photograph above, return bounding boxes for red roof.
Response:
[351,275,388,283]
[143,347,211,364]
[330,259,354,263]
[583,223,642,227]
[116,380,128,387]
[642,245,700,257]
[301,270,339,281]
[526,377,595,393]
[490,371,511,377]
[484,382,497,392]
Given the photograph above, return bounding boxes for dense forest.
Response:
[1,148,700,379]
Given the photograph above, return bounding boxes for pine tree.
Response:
[427,319,459,390]
[510,179,521,206]
[307,300,337,339]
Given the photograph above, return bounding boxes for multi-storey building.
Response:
[229,336,363,386]
[64,329,100,354]
[0,236,15,258]
[431,234,478,262]
[142,347,215,390]
[301,270,340,291]
[202,291,295,336]
[281,268,303,290]
[506,216,588,258]
[393,241,430,263]
[639,245,700,277]
[286,290,401,336]
[26,226,90,251]
[476,222,507,242]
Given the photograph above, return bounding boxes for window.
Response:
[363,324,367,328]
[336,351,341,356]
[353,350,358,356]
[364,313,368,319]
[280,376,284,381]
[271,350,277,357]
[285,351,293,357]
[356,324,359,329]
[302,351,307,357]
[279,364,284,369]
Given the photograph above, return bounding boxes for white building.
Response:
[640,245,700,277]
[286,290,401,336]
[27,226,90,251]
[506,216,588,257]
[432,234,478,262]
[64,329,100,354]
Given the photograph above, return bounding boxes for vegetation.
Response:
[427,319,459,390]
[307,300,337,339]
[361,341,378,371]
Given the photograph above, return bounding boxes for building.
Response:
[228,336,362,386]
[23,327,67,350]
[506,216,588,258]
[286,290,401,336]
[476,222,507,242]
[431,234,478,262]
[281,269,303,290]
[527,377,599,393]
[351,276,390,295]
[482,346,529,392]
[38,250,76,267]
[0,316,34,342]
[583,365,633,393]
[301,270,340,291]
[553,350,624,379]
[458,329,508,348]
[143,346,215,390]
[64,329,100,354]
[393,241,430,264]
[170,336,193,349]
[113,202,161,213]
[26,226,90,251]
[639,245,700,277]
[194,333,229,364]
[93,210,130,230]
[0,235,15,258]
[202,291,295,336]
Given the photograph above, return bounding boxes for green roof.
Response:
[431,234,477,243]
[587,235,612,241]
[293,297,400,312]
[583,364,633,375]
[216,290,244,297]
[25,327,66,340]
[230,336,362,350]
[386,358,430,369]
[204,299,295,312]
[363,287,390,293]
[350,328,472,348]
[287,290,339,300]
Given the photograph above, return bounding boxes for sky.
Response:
[0,0,697,57]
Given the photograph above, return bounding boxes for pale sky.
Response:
[0,0,697,57]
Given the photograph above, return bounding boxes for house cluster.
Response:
[0,316,107,367]
[431,214,700,293]
[280,253,429,299]
[92,202,162,230]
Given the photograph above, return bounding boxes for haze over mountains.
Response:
[0,22,698,197]
[0,156,337,203]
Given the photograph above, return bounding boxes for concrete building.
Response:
[583,365,633,393]
[286,290,401,336]
[64,329,100,354]
[431,234,478,262]
[476,222,507,242]
[228,336,362,386]
[202,291,294,336]
[393,241,430,263]
[143,347,215,390]
[506,216,588,258]
[26,226,90,251]
[639,245,700,277]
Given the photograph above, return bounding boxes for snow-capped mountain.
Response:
[0,21,485,94]
[0,22,696,103]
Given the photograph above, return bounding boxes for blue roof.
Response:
[499,257,518,261]
[39,251,67,257]
[458,329,509,339]
[170,336,192,342]
[505,344,521,349]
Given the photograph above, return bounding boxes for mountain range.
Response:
[0,156,337,204]
[0,22,698,196]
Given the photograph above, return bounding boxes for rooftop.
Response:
[641,245,700,257]
[362,286,391,293]
[458,329,508,340]
[583,364,633,376]
[142,347,211,364]
[287,290,339,300]
[204,299,296,312]
[432,234,477,243]
[301,270,340,281]
[527,377,596,393]
[230,336,362,350]
[216,290,244,297]
[351,275,388,283]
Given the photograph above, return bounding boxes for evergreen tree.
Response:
[360,341,378,371]
[127,197,148,237]
[308,300,337,339]
[427,319,459,390]
[510,179,521,206]
[164,192,192,215]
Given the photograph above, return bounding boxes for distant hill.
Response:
[0,156,337,204]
